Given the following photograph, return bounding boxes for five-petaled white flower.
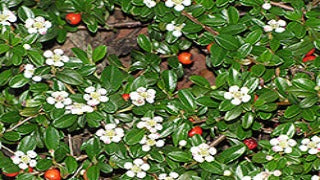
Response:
[124,159,150,179]
[46,91,72,109]
[166,21,185,38]
[143,0,156,8]
[262,2,271,10]
[83,86,109,106]
[165,0,191,11]
[299,135,320,155]
[263,19,286,33]
[11,150,37,170]
[190,143,217,163]
[44,49,69,67]
[253,170,272,180]
[158,172,179,180]
[137,116,163,133]
[96,123,124,144]
[25,16,52,35]
[0,7,17,26]
[270,135,297,153]
[224,85,251,105]
[23,64,42,82]
[312,175,320,180]
[129,87,156,106]
[140,133,165,152]
[65,102,94,115]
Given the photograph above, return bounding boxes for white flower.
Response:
[165,0,191,11]
[224,85,251,105]
[272,170,281,177]
[265,155,273,161]
[44,49,69,67]
[137,116,163,133]
[140,133,165,152]
[312,175,320,180]
[65,102,94,115]
[253,170,272,180]
[190,143,217,163]
[23,44,31,50]
[129,87,156,106]
[124,159,150,179]
[242,176,252,180]
[263,19,286,33]
[96,123,124,144]
[0,7,17,26]
[166,21,185,38]
[223,170,232,176]
[143,0,156,8]
[83,86,109,106]
[159,172,179,180]
[46,91,72,108]
[23,64,42,82]
[270,135,297,153]
[179,140,187,146]
[11,150,37,170]
[25,16,52,35]
[262,2,271,10]
[299,136,320,155]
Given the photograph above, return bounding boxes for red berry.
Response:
[122,94,130,101]
[302,55,316,63]
[65,13,82,25]
[28,167,33,173]
[188,126,203,137]
[254,94,259,102]
[243,138,258,150]
[206,43,214,52]
[3,172,19,177]
[178,52,193,65]
[44,169,61,180]
[306,48,315,56]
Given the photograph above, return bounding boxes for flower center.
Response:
[308,142,317,149]
[270,23,279,29]
[279,141,288,148]
[172,0,183,4]
[146,139,156,146]
[146,120,156,127]
[233,91,242,99]
[52,54,62,62]
[27,69,35,74]
[199,148,209,156]
[90,92,101,100]
[55,95,64,102]
[104,130,115,137]
[20,155,30,164]
[131,165,141,173]
[140,92,148,98]
[34,21,44,29]
[0,14,9,22]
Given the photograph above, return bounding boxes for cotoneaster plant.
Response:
[0,0,319,180]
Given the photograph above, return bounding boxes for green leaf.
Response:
[0,44,10,55]
[241,112,254,129]
[199,161,223,174]
[71,48,90,64]
[56,69,84,85]
[64,156,78,174]
[227,6,239,24]
[18,6,34,22]
[53,114,78,128]
[9,74,29,88]
[124,128,145,145]
[189,75,210,88]
[27,50,44,66]
[101,65,124,92]
[172,123,191,146]
[272,123,295,138]
[238,43,252,58]
[215,34,240,50]
[86,165,100,180]
[168,151,192,162]
[36,159,52,171]
[284,105,301,118]
[0,111,21,123]
[210,43,226,67]
[137,34,152,52]
[3,131,21,141]
[162,70,177,93]
[178,89,197,111]
[252,152,268,163]
[44,126,60,150]
[17,135,37,152]
[225,106,242,121]
[0,69,12,86]
[245,29,262,45]
[216,144,246,164]
[92,45,107,62]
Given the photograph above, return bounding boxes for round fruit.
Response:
[188,126,203,137]
[28,167,33,173]
[206,43,214,52]
[243,138,258,150]
[44,169,61,180]
[3,172,19,177]
[122,94,130,101]
[178,52,193,65]
[66,13,82,25]
[254,94,259,102]
[302,55,316,63]
[306,48,315,56]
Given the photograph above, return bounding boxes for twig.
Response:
[6,117,33,132]
[210,135,226,147]
[1,145,15,155]
[76,155,88,161]
[270,1,294,11]
[115,104,134,114]
[276,101,291,106]
[77,21,146,30]
[64,83,76,94]
[68,134,74,156]
[71,163,83,179]
[181,11,219,36]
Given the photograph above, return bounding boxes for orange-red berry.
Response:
[243,138,258,150]
[206,43,214,52]
[122,94,130,101]
[66,13,82,25]
[178,52,193,65]
[302,55,316,63]
[306,48,315,56]
[188,126,203,137]
[3,172,19,177]
[44,169,61,180]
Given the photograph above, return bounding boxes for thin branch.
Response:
[270,1,294,11]
[68,134,74,156]
[77,21,146,30]
[210,135,226,147]
[1,145,15,155]
[181,11,219,36]
[64,83,76,94]
[6,117,33,132]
